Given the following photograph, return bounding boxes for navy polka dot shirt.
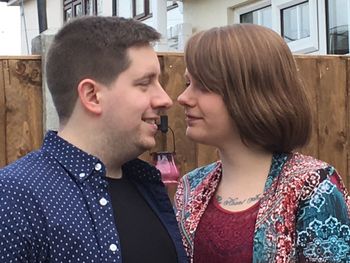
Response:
[0,131,187,263]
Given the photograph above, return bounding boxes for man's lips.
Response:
[142,119,158,124]
[142,118,159,133]
[142,115,160,124]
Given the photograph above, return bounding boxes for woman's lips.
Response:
[185,115,202,125]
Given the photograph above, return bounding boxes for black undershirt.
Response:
[107,176,178,263]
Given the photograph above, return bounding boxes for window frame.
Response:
[274,0,319,53]
[325,0,350,54]
[166,1,178,11]
[233,0,325,54]
[63,0,99,21]
[233,0,272,25]
[132,0,179,21]
[132,0,151,20]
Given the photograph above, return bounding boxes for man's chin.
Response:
[139,139,156,152]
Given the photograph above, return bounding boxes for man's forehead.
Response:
[125,49,160,75]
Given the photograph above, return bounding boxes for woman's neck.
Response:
[215,142,273,212]
[219,145,273,184]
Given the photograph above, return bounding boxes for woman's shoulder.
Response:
[180,161,221,189]
[282,152,345,192]
[285,152,332,175]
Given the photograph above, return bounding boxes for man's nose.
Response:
[152,84,173,109]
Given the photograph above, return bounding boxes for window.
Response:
[276,0,319,53]
[326,0,349,54]
[281,2,310,42]
[96,0,103,15]
[75,3,83,17]
[234,0,272,28]
[133,0,151,20]
[63,0,100,21]
[132,0,178,21]
[240,6,272,28]
[166,1,178,11]
[233,0,319,54]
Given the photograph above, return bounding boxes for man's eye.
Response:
[185,81,190,87]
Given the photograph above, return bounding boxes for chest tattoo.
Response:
[216,193,262,206]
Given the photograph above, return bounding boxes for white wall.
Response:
[21,0,37,54]
[19,0,63,54]
[165,4,183,28]
[0,3,21,55]
[47,0,63,31]
[183,0,252,33]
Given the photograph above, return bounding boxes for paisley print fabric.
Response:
[174,153,350,263]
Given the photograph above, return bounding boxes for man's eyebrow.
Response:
[134,72,158,81]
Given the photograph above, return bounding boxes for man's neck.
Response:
[57,128,125,177]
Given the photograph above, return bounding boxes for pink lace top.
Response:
[193,196,260,263]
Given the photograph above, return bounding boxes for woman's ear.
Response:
[77,79,103,115]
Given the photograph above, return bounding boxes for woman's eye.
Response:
[139,81,150,86]
[185,81,191,87]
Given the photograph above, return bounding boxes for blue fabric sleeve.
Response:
[296,167,350,262]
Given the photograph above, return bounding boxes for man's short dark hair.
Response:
[46,16,161,123]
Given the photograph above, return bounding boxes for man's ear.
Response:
[77,79,103,115]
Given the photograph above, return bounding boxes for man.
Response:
[0,16,187,263]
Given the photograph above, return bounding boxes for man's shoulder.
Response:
[0,149,50,182]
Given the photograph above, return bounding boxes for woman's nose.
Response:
[177,88,192,107]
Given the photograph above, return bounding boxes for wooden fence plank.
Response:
[0,60,6,166]
[5,59,43,164]
[316,56,348,185]
[162,55,198,175]
[295,56,319,158]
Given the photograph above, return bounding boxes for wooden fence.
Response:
[1,54,349,190]
[0,56,43,167]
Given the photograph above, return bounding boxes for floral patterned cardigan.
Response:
[174,153,350,263]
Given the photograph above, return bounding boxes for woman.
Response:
[174,24,350,263]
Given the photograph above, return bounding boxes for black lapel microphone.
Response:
[157,115,168,133]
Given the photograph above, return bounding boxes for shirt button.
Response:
[109,244,118,252]
[95,163,102,171]
[99,197,108,206]
[79,172,86,178]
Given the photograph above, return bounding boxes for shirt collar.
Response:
[42,131,161,183]
[41,130,104,182]
[122,158,162,183]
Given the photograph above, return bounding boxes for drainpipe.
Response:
[37,0,47,33]
[112,0,117,16]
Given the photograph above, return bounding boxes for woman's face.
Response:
[177,69,238,148]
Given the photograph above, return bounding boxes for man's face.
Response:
[100,45,173,157]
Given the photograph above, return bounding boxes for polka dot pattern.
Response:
[0,131,126,262]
